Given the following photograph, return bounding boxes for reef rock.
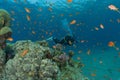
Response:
[1,40,89,80]
[0,48,5,78]
[2,40,59,80]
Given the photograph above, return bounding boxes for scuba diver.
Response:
[47,34,77,46]
[46,18,78,46]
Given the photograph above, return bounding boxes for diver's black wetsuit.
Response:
[53,35,75,46]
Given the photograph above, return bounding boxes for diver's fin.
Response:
[46,36,53,41]
[61,18,73,36]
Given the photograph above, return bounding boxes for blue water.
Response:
[1,0,120,80]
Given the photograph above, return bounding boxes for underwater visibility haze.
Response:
[0,0,120,80]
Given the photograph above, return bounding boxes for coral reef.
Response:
[0,26,12,35]
[2,40,59,80]
[0,9,11,28]
[0,9,12,49]
[57,65,89,80]
[39,59,59,80]
[0,48,5,78]
[0,40,89,80]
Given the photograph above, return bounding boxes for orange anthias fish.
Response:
[26,15,30,21]
[67,0,72,3]
[87,49,91,55]
[70,20,76,24]
[108,5,118,11]
[25,8,31,13]
[7,37,13,41]
[100,24,104,29]
[91,73,96,77]
[108,41,115,47]
[20,50,29,57]
[108,5,120,14]
[32,30,36,35]
[108,41,119,50]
